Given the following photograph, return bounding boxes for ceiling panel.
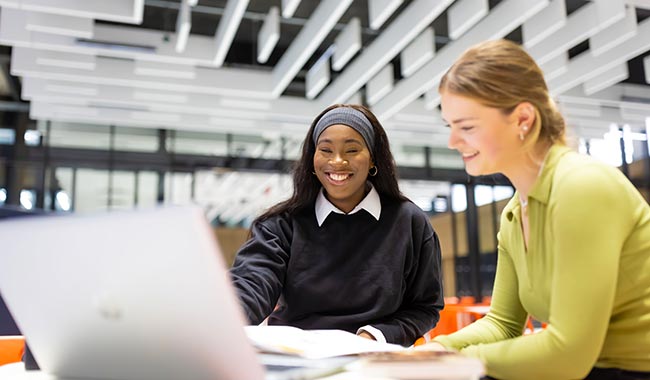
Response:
[0,0,649,167]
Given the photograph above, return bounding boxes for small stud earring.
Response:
[519,125,528,141]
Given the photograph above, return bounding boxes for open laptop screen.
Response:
[0,206,265,380]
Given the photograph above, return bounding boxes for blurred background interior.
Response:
[0,0,649,300]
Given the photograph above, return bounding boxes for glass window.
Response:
[164,172,193,205]
[20,189,36,210]
[24,130,41,147]
[113,126,159,152]
[451,184,467,212]
[0,188,6,205]
[589,125,623,167]
[171,131,228,156]
[0,128,15,145]
[55,167,75,211]
[110,171,135,210]
[493,186,514,202]
[136,171,159,208]
[42,121,111,150]
[474,185,495,207]
[75,169,109,212]
[54,191,72,212]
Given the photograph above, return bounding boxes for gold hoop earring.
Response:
[368,166,378,177]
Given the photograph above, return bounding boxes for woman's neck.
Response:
[504,142,553,199]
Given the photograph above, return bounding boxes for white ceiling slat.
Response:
[21,78,319,123]
[423,87,441,109]
[133,91,189,104]
[257,6,280,64]
[368,0,404,30]
[366,64,394,106]
[540,52,568,81]
[583,64,629,96]
[281,0,302,18]
[0,15,220,65]
[391,99,444,124]
[134,61,196,80]
[590,6,637,57]
[0,7,36,46]
[620,107,650,122]
[593,0,627,30]
[29,101,309,137]
[34,50,96,71]
[174,0,191,53]
[39,83,98,97]
[25,10,93,39]
[0,0,21,6]
[305,57,330,100]
[212,0,249,66]
[0,0,144,24]
[558,83,650,110]
[11,47,275,98]
[558,103,602,118]
[318,0,454,107]
[522,0,566,48]
[548,18,650,95]
[271,0,353,97]
[373,0,549,120]
[332,17,361,71]
[626,0,650,9]
[447,0,489,40]
[644,56,650,84]
[400,27,435,78]
[527,3,599,66]
[1,0,649,174]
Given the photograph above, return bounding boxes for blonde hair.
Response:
[439,39,566,147]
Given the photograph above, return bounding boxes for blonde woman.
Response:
[421,39,650,380]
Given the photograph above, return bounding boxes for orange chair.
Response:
[524,316,548,335]
[0,336,24,366]
[414,301,490,346]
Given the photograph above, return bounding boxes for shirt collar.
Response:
[314,183,381,226]
[506,144,572,222]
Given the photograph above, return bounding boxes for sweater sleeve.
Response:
[229,218,291,325]
[433,238,529,349]
[370,215,444,346]
[438,165,632,380]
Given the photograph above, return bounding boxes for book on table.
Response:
[245,326,485,380]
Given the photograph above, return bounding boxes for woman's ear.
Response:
[515,102,536,128]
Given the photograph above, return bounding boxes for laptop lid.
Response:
[0,206,265,380]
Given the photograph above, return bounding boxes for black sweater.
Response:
[229,197,444,346]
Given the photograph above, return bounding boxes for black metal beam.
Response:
[619,127,629,177]
[0,62,22,102]
[464,183,482,302]
[0,144,521,184]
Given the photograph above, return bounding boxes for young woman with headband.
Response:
[230,104,444,346]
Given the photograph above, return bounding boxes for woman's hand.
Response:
[358,331,376,340]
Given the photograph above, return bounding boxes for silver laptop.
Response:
[0,206,266,380]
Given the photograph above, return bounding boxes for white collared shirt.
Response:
[314,183,381,227]
[313,183,385,343]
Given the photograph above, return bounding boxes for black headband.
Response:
[312,107,375,158]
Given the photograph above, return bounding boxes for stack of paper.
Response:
[244,326,405,359]
[244,326,485,380]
